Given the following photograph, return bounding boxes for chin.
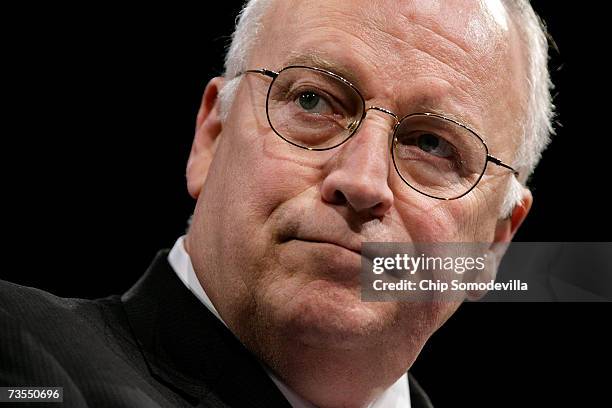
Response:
[267,278,396,350]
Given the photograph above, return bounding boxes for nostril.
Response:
[333,190,347,205]
[372,201,389,217]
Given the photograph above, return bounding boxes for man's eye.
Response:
[295,92,332,114]
[404,132,455,158]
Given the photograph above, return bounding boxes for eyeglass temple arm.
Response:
[487,154,519,177]
[237,69,279,78]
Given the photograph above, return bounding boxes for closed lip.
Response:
[289,237,363,258]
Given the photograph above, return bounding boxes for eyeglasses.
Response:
[238,65,519,200]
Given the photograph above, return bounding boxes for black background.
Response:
[3,2,610,407]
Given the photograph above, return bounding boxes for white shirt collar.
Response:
[168,236,411,408]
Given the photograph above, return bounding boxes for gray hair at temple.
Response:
[217,0,555,217]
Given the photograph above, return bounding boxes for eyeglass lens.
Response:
[266,66,488,200]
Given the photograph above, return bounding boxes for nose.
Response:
[320,108,396,218]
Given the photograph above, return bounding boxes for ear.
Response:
[186,77,226,199]
[465,186,533,301]
[491,186,533,254]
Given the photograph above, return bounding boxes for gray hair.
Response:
[218,0,555,217]
[500,1,555,215]
[218,0,273,120]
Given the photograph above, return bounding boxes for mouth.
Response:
[294,238,361,255]
[288,238,364,258]
[279,237,374,281]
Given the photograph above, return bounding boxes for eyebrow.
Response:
[282,51,366,90]
[421,107,481,133]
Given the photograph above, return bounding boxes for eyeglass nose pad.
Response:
[347,120,360,133]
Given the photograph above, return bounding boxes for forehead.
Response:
[253,0,526,147]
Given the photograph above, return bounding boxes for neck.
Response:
[238,328,419,408]
[274,347,409,408]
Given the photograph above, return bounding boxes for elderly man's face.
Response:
[187,0,529,400]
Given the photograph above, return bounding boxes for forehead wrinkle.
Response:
[375,18,488,97]
[404,47,480,109]
[362,3,509,97]
[396,12,473,56]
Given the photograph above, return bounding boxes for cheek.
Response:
[391,181,459,241]
[204,118,325,235]
[445,190,500,241]
[392,184,497,242]
[247,157,314,219]
[229,125,329,219]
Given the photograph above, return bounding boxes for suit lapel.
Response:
[121,250,291,408]
[408,373,434,408]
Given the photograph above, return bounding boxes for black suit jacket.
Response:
[0,250,433,407]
